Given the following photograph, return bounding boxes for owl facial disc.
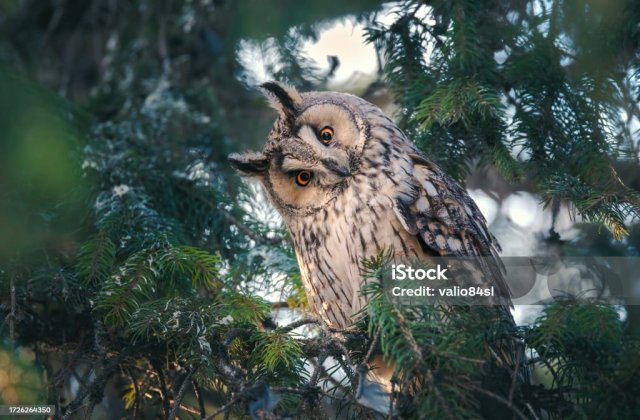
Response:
[228,82,368,216]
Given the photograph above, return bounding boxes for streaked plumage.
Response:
[229,82,511,329]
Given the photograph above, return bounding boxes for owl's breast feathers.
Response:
[291,155,511,329]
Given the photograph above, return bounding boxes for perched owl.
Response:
[228,82,523,415]
[229,82,512,329]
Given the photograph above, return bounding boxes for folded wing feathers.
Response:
[393,153,511,304]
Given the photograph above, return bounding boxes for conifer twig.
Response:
[221,208,285,245]
[192,379,206,418]
[473,387,529,420]
[173,182,286,245]
[277,317,319,332]
[169,368,195,420]
[61,349,130,420]
[151,359,171,420]
[203,395,240,420]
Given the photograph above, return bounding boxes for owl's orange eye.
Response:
[295,171,312,186]
[320,127,334,144]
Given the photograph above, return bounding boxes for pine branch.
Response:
[192,380,206,418]
[169,368,195,420]
[173,181,285,245]
[61,349,131,420]
[152,359,171,420]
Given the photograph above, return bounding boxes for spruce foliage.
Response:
[0,0,638,419]
[367,0,640,237]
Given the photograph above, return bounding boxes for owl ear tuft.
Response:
[259,82,302,122]
[228,152,269,177]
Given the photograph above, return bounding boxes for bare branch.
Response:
[192,380,206,418]
[169,368,195,420]
[61,349,130,420]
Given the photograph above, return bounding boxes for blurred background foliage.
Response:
[0,0,638,418]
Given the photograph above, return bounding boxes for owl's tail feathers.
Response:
[355,355,396,416]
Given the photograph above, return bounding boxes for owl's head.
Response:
[228,82,370,217]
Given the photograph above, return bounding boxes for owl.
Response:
[228,82,512,330]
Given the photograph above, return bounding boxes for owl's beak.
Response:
[228,152,269,177]
[321,158,351,178]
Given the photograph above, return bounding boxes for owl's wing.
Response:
[392,153,511,305]
[392,154,529,413]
